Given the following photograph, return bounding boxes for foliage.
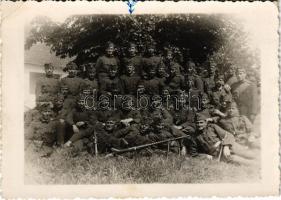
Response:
[25,14,259,74]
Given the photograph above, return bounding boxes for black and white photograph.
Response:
[1,1,279,197]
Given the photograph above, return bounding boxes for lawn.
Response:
[24,144,260,184]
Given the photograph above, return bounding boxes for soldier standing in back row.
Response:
[35,63,59,101]
[95,42,120,87]
[122,43,142,76]
[142,43,164,79]
[231,67,258,122]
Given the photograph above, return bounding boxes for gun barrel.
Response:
[112,135,189,154]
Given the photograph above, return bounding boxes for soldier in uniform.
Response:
[184,113,259,165]
[203,62,217,95]
[218,101,260,149]
[99,65,123,96]
[184,61,204,92]
[122,43,142,76]
[139,68,162,95]
[231,67,259,122]
[209,74,232,110]
[91,117,130,154]
[80,62,99,95]
[25,103,57,156]
[120,60,141,95]
[60,62,84,97]
[142,43,164,79]
[35,63,59,101]
[56,95,96,147]
[170,93,196,134]
[95,42,120,87]
[119,96,142,127]
[165,62,185,95]
[224,64,238,88]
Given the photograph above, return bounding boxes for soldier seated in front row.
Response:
[25,103,57,157]
[184,113,259,166]
[218,101,260,149]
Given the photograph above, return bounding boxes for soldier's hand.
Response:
[223,146,231,158]
[248,135,255,143]
[72,125,79,133]
[224,84,231,92]
[59,119,65,124]
[76,121,85,127]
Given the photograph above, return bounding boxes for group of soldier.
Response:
[25,41,260,165]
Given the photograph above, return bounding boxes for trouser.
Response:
[231,142,258,160]
[56,121,73,145]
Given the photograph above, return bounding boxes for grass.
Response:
[24,144,260,184]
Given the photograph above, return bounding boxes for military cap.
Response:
[106,41,114,48]
[123,59,134,66]
[53,93,64,102]
[65,62,78,70]
[39,103,52,112]
[85,63,96,72]
[226,101,238,109]
[214,73,225,80]
[236,67,247,73]
[195,113,208,121]
[200,92,209,100]
[127,42,136,48]
[44,63,54,69]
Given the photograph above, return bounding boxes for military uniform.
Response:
[35,76,59,101]
[139,78,162,95]
[122,56,143,76]
[142,56,164,77]
[120,74,141,95]
[231,80,258,120]
[185,123,235,157]
[95,55,120,80]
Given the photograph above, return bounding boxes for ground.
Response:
[25,144,260,184]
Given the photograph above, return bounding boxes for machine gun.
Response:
[111,135,190,154]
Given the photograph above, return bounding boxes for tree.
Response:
[25,14,259,74]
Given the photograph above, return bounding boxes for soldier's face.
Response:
[54,99,64,109]
[128,47,136,56]
[228,66,235,76]
[201,97,209,108]
[162,89,169,96]
[215,78,224,87]
[106,46,114,56]
[227,106,239,117]
[236,70,246,81]
[77,99,85,109]
[61,87,69,96]
[105,120,115,131]
[148,47,155,55]
[126,65,135,75]
[88,71,96,80]
[148,69,156,78]
[158,67,166,77]
[170,67,177,75]
[140,124,149,133]
[68,69,77,77]
[109,69,117,77]
[166,52,173,60]
[196,120,207,131]
[45,68,54,76]
[42,110,52,121]
[209,65,216,74]
[155,122,164,131]
[82,89,91,96]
